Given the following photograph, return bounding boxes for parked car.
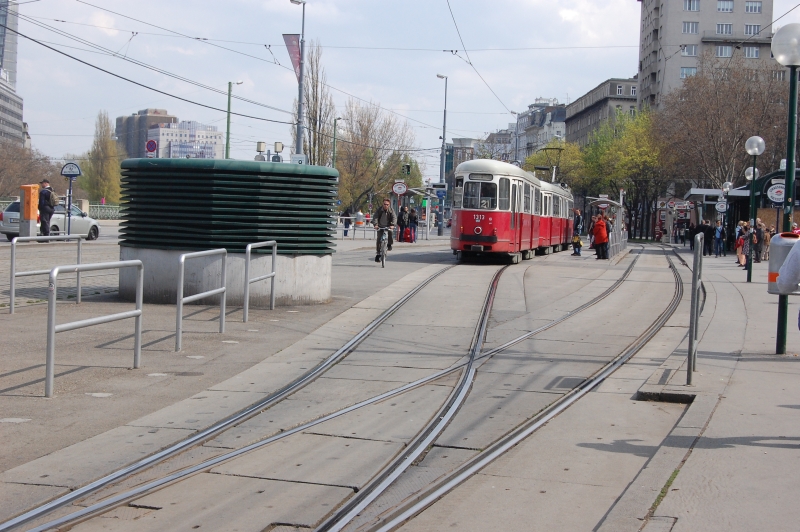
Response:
[0,201,100,241]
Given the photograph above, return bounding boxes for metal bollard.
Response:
[687,233,703,385]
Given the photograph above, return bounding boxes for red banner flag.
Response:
[283,34,301,82]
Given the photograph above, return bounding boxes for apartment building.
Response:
[147,120,224,159]
[565,77,638,146]
[638,0,774,107]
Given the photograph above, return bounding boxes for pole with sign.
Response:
[60,163,81,236]
[146,139,157,158]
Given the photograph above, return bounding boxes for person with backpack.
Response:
[38,179,58,237]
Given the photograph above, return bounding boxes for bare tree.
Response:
[655,50,788,189]
[0,143,61,197]
[291,40,336,166]
[336,99,415,212]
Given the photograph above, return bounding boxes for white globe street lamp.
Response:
[771,24,800,353]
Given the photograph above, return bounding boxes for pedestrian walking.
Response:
[593,215,609,260]
[688,222,696,250]
[702,220,714,256]
[38,179,56,237]
[763,227,772,261]
[742,223,752,269]
[754,219,764,263]
[588,215,597,250]
[397,206,409,243]
[409,208,419,243]
[714,220,726,257]
[342,207,352,237]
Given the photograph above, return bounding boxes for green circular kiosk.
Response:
[118,158,338,306]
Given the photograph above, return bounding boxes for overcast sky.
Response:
[16,0,800,181]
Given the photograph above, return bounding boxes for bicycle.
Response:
[376,226,391,268]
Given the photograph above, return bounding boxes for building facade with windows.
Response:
[637,0,774,108]
[116,109,178,158]
[147,120,224,159]
[565,77,638,147]
[0,0,25,147]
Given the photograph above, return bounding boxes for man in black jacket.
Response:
[38,179,55,237]
[372,199,396,262]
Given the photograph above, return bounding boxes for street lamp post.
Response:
[290,0,307,157]
[225,80,243,159]
[722,180,732,252]
[437,74,448,237]
[510,111,519,164]
[745,136,764,283]
[332,117,345,168]
[772,23,800,354]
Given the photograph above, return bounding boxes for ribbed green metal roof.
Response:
[120,158,338,255]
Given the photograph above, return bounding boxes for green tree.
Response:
[81,111,126,203]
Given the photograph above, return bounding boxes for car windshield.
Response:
[4,202,20,213]
[463,181,498,210]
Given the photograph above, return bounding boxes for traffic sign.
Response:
[436,189,446,199]
[146,140,157,152]
[392,182,408,195]
[60,162,81,181]
[715,201,727,213]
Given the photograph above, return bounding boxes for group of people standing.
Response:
[686,219,775,267]
[585,211,612,260]
[340,205,419,243]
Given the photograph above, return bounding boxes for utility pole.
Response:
[332,117,342,168]
[291,0,307,157]
[437,74,448,237]
[225,80,242,159]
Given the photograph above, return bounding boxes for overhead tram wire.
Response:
[0,24,295,126]
[722,2,800,69]
[28,16,638,52]
[66,0,464,134]
[444,0,512,114]
[11,12,293,116]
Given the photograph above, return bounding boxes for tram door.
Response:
[532,187,541,248]
[521,183,532,250]
[541,193,552,246]
[510,183,518,252]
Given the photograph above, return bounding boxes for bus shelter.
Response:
[586,197,628,258]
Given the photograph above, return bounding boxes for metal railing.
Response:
[175,249,227,352]
[46,260,143,398]
[243,241,277,322]
[10,234,88,314]
[336,218,429,241]
[88,204,120,220]
[687,233,704,385]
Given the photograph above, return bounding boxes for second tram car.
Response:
[450,159,574,263]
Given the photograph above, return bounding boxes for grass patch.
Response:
[650,468,680,514]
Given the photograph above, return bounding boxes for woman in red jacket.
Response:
[593,215,609,260]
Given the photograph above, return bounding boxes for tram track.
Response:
[1,264,457,532]
[338,248,683,532]
[10,247,651,531]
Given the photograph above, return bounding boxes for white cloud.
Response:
[88,12,119,37]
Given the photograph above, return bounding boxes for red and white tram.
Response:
[450,159,574,263]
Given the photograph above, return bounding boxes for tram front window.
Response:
[463,181,498,210]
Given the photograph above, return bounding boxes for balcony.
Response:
[701,30,771,44]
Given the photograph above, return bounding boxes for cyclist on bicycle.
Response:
[372,198,396,262]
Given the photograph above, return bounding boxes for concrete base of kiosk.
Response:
[118,247,332,307]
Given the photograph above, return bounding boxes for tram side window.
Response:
[523,183,531,213]
[463,181,498,210]
[534,188,541,215]
[498,178,510,210]
[553,197,560,217]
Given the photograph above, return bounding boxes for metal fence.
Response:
[10,235,88,314]
[46,260,143,397]
[88,204,121,220]
[175,248,227,352]
[243,240,277,322]
[335,218,430,241]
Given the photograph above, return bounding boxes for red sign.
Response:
[146,140,157,153]
[283,34,301,82]
[667,200,675,208]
